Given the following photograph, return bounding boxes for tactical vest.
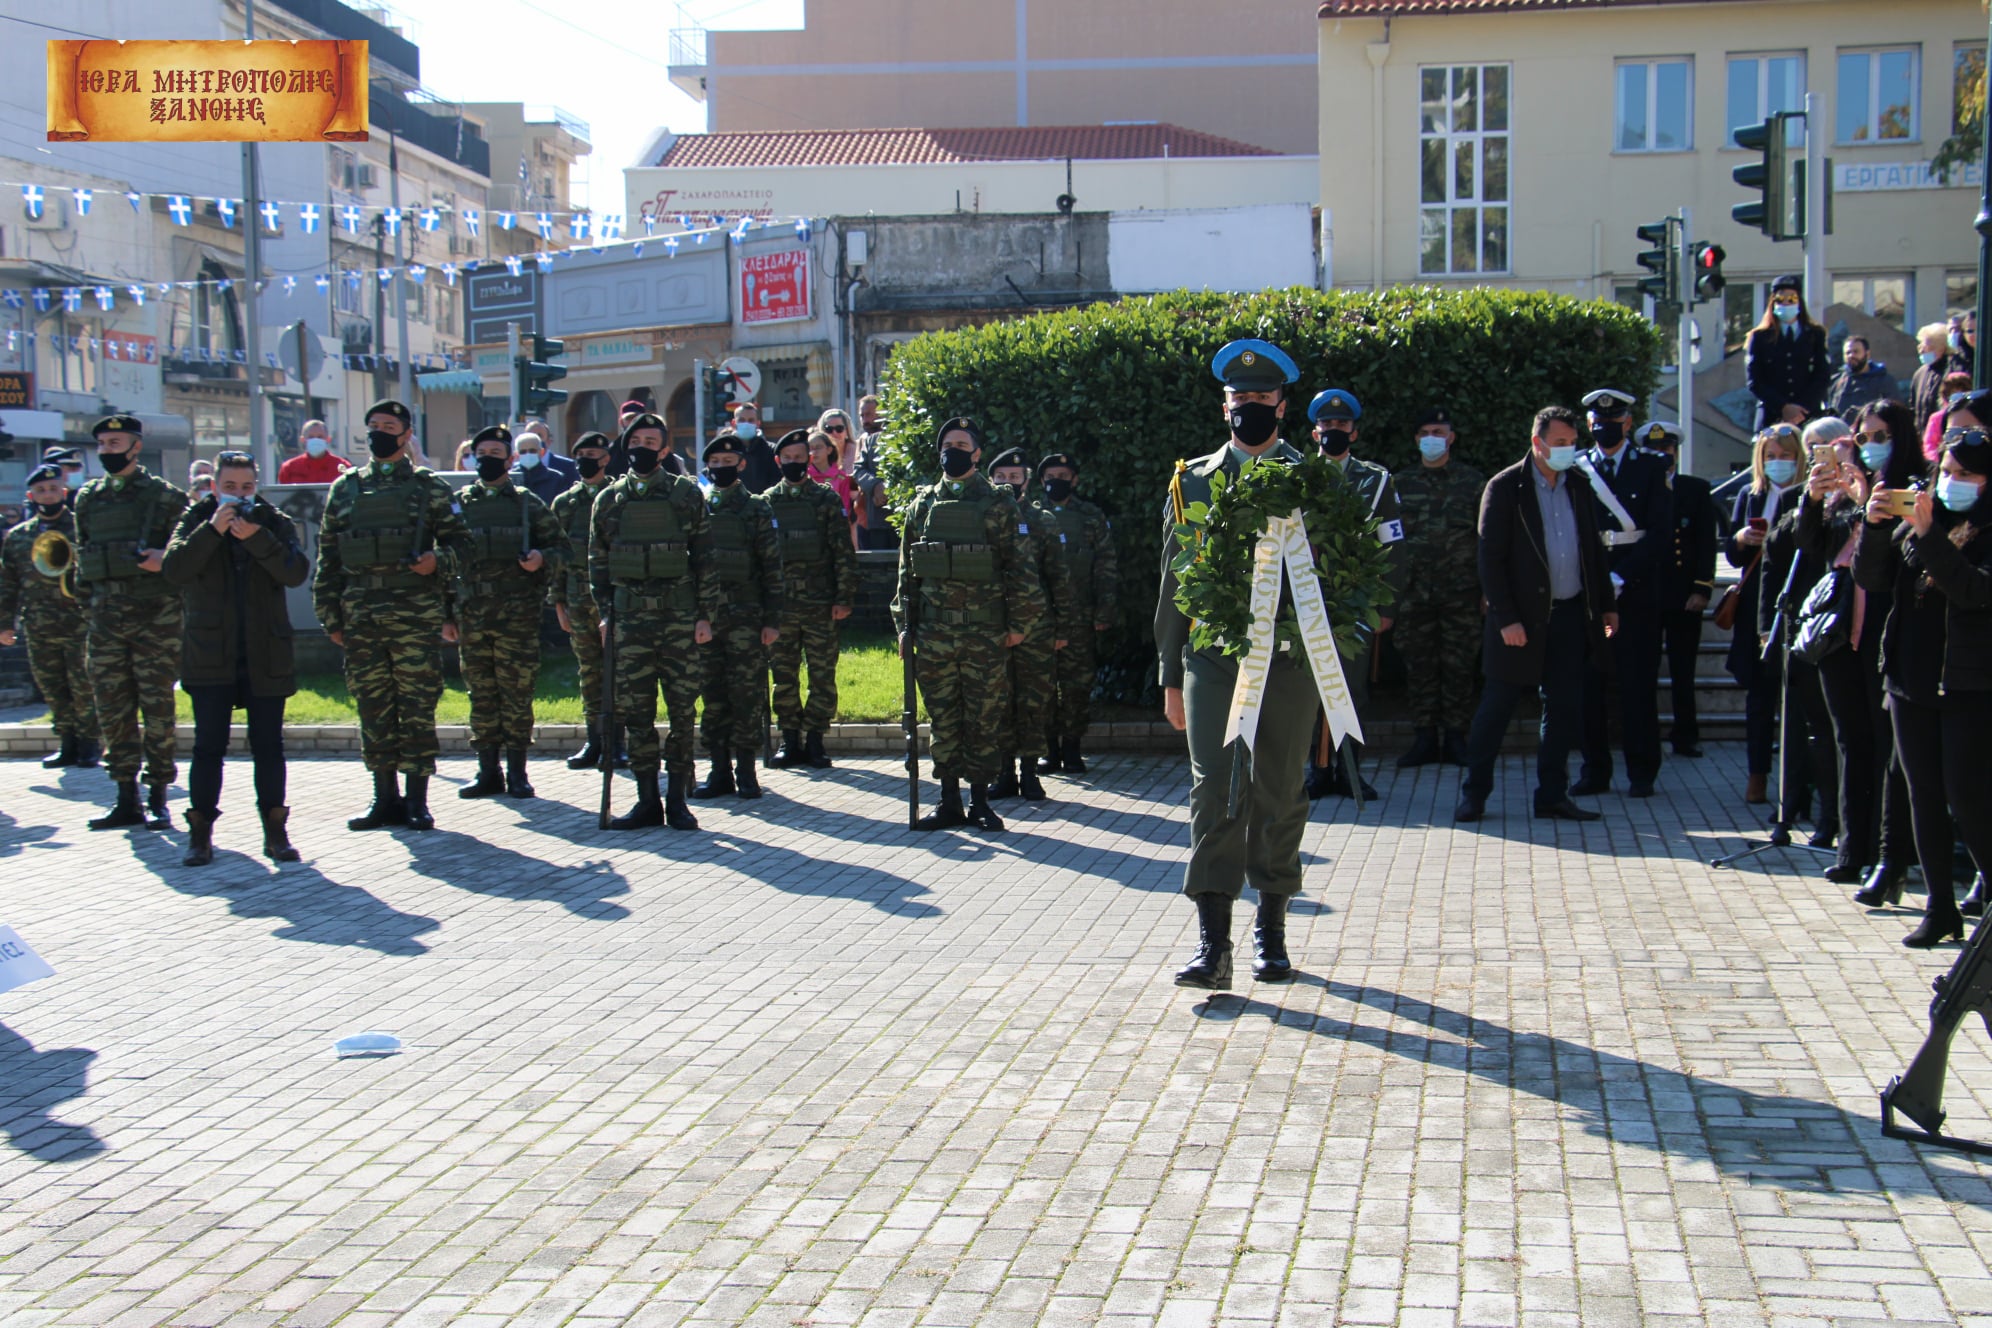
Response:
[604,488,690,583]
[910,487,1001,625]
[74,481,170,587]
[461,487,531,579]
[335,477,428,583]
[1038,503,1095,604]
[765,486,829,570]
[706,497,758,586]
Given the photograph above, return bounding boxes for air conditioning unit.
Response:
[340,320,373,352]
[450,235,476,256]
[342,162,378,192]
[24,195,67,231]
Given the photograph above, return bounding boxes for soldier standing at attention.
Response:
[454,424,569,801]
[1390,407,1486,768]
[985,446,1070,801]
[591,412,715,831]
[0,464,99,769]
[1636,420,1717,758]
[552,432,616,770]
[693,432,783,801]
[73,414,189,830]
[894,418,1045,833]
[1032,452,1117,777]
[766,428,859,769]
[314,399,473,833]
[1157,340,1313,989]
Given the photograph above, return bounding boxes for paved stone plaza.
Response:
[5,746,1992,1327]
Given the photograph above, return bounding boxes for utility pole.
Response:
[507,321,522,423]
[240,0,269,474]
[389,127,413,412]
[1676,206,1697,477]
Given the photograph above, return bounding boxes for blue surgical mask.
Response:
[1545,445,1577,472]
[1774,303,1799,323]
[734,421,759,441]
[1859,441,1894,472]
[1765,458,1798,486]
[1951,330,1966,352]
[1417,435,1450,462]
[517,451,541,470]
[1939,472,1985,512]
[62,470,81,489]
[304,437,329,458]
[1922,351,1940,368]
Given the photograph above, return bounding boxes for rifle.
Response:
[598,600,617,830]
[903,597,920,829]
[1880,912,1992,1155]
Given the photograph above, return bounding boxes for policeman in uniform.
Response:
[72,414,189,830]
[986,446,1071,801]
[766,428,859,768]
[590,412,715,831]
[0,463,99,768]
[453,424,569,800]
[1634,420,1717,757]
[693,431,783,800]
[1572,387,1674,798]
[1390,407,1486,767]
[894,417,1045,833]
[1032,452,1117,776]
[314,399,474,832]
[551,432,616,768]
[1157,340,1317,988]
[1303,388,1406,800]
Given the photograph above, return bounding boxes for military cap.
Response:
[571,430,612,454]
[1211,339,1299,391]
[773,427,813,455]
[25,463,62,487]
[363,399,412,426]
[1414,407,1454,429]
[91,412,142,438]
[470,423,513,449]
[986,446,1030,475]
[1581,388,1635,414]
[1307,389,1361,424]
[703,432,747,464]
[618,412,668,446]
[1035,451,1079,478]
[41,445,81,464]
[1772,274,1803,294]
[935,416,985,450]
[1637,420,1681,449]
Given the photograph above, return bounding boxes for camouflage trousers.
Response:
[614,606,700,776]
[1396,588,1483,732]
[770,602,840,733]
[459,595,543,750]
[86,592,181,785]
[700,611,769,754]
[23,608,96,742]
[340,594,447,776]
[999,627,1057,760]
[916,624,1010,785]
[565,595,604,727]
[1049,630,1100,741]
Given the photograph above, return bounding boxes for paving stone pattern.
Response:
[5,748,1992,1327]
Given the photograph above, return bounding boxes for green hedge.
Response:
[876,286,1663,702]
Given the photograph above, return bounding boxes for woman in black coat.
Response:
[1725,423,1806,803]
[1744,277,1831,431]
[1853,424,1992,947]
[161,450,311,866]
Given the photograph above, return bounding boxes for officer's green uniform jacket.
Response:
[703,483,784,627]
[587,470,717,619]
[765,477,860,607]
[1390,459,1487,602]
[549,480,607,610]
[1034,495,1118,630]
[312,457,472,635]
[72,467,189,608]
[453,478,570,610]
[891,471,1046,639]
[0,507,82,633]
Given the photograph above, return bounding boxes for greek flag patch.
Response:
[449,502,462,514]
[1378,519,1404,543]
[1019,523,1030,535]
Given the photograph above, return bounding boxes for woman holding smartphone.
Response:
[1726,423,1807,805]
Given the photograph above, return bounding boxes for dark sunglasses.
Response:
[1855,428,1891,444]
[1945,427,1990,449]
[824,424,847,434]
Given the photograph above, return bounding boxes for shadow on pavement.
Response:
[705,833,942,918]
[404,828,633,921]
[0,805,59,857]
[0,1023,106,1163]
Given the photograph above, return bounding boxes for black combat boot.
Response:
[261,806,300,863]
[665,767,700,831]
[145,782,172,830]
[74,738,100,768]
[1441,728,1470,766]
[804,731,832,769]
[609,771,664,830]
[505,749,534,799]
[966,782,1005,832]
[1396,727,1440,769]
[1174,894,1234,989]
[914,777,967,831]
[1018,763,1047,801]
[566,723,604,771]
[735,750,762,799]
[1252,894,1293,982]
[403,774,435,831]
[1036,731,1063,776]
[41,734,77,769]
[772,729,805,768]
[989,757,1020,800]
[693,753,735,799]
[1060,737,1086,775]
[89,780,145,831]
[459,749,505,799]
[181,809,216,867]
[348,769,405,830]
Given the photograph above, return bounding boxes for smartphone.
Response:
[1880,488,1920,520]
[1748,517,1769,532]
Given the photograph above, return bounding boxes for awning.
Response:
[416,369,486,395]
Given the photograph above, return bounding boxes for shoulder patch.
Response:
[1018,522,1030,535]
[1378,519,1405,544]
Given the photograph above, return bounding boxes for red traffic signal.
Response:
[1692,242,1727,303]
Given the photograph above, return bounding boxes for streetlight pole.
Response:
[389,127,414,412]
[240,0,269,474]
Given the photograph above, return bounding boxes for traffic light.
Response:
[517,334,568,414]
[701,363,731,434]
[1635,218,1678,306]
[1733,113,1798,240]
[1692,242,1727,304]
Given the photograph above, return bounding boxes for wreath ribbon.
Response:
[1222,509,1366,757]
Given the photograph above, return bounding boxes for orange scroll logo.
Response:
[47,40,368,143]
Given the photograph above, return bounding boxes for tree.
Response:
[1934,13,1987,183]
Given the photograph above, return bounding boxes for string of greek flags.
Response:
[0,325,464,377]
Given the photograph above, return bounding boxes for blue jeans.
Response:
[1461,598,1587,809]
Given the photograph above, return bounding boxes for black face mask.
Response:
[940,447,975,478]
[367,430,403,459]
[998,480,1024,499]
[35,501,66,518]
[628,446,662,475]
[475,455,509,481]
[1317,427,1353,457]
[576,455,605,481]
[1593,419,1627,448]
[1042,477,1074,503]
[708,464,740,488]
[1228,401,1280,449]
[98,448,133,474]
[780,460,810,484]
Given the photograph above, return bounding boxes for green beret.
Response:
[1035,452,1078,477]
[986,446,1030,475]
[618,413,668,446]
[92,413,142,438]
[703,432,746,464]
[572,431,612,454]
[470,424,513,449]
[364,399,412,426]
[773,428,812,455]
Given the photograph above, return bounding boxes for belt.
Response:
[1600,530,1645,548]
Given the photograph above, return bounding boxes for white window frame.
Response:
[1417,62,1512,278]
[1725,51,1806,147]
[1614,57,1695,154]
[1838,45,1922,145]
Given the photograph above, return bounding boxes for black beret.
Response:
[773,428,813,454]
[1414,407,1454,429]
[91,413,142,438]
[935,416,984,450]
[25,464,62,487]
[618,413,668,446]
[1035,452,1079,477]
[364,399,412,426]
[571,431,612,454]
[470,424,513,448]
[703,432,747,463]
[986,446,1029,475]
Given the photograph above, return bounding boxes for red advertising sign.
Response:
[739,249,811,325]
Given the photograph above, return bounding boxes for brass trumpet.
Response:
[30,529,77,600]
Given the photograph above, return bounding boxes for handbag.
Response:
[1712,549,1758,631]
[1791,566,1855,663]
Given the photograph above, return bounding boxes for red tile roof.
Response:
[1321,0,1739,13]
[653,124,1277,169]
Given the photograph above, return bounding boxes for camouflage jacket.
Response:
[0,508,85,634]
[1390,459,1487,602]
[1019,498,1075,640]
[312,457,473,636]
[702,482,784,626]
[548,479,609,608]
[893,471,1046,639]
[453,478,570,611]
[1033,495,1117,627]
[72,466,189,606]
[587,469,718,622]
[765,477,860,607]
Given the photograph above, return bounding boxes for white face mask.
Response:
[303,437,329,458]
[517,451,542,470]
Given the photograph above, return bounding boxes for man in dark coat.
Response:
[1824,336,1895,420]
[1454,406,1618,823]
[1745,275,1831,429]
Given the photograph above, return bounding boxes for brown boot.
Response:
[1745,773,1768,805]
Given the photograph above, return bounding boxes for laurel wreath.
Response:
[1171,454,1397,661]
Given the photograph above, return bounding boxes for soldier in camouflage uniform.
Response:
[893,417,1046,833]
[590,412,716,831]
[693,432,783,800]
[72,414,189,830]
[766,428,859,768]
[453,424,569,801]
[1031,451,1117,776]
[313,399,474,833]
[986,447,1070,802]
[551,432,615,769]
[1391,406,1487,768]
[0,465,98,768]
